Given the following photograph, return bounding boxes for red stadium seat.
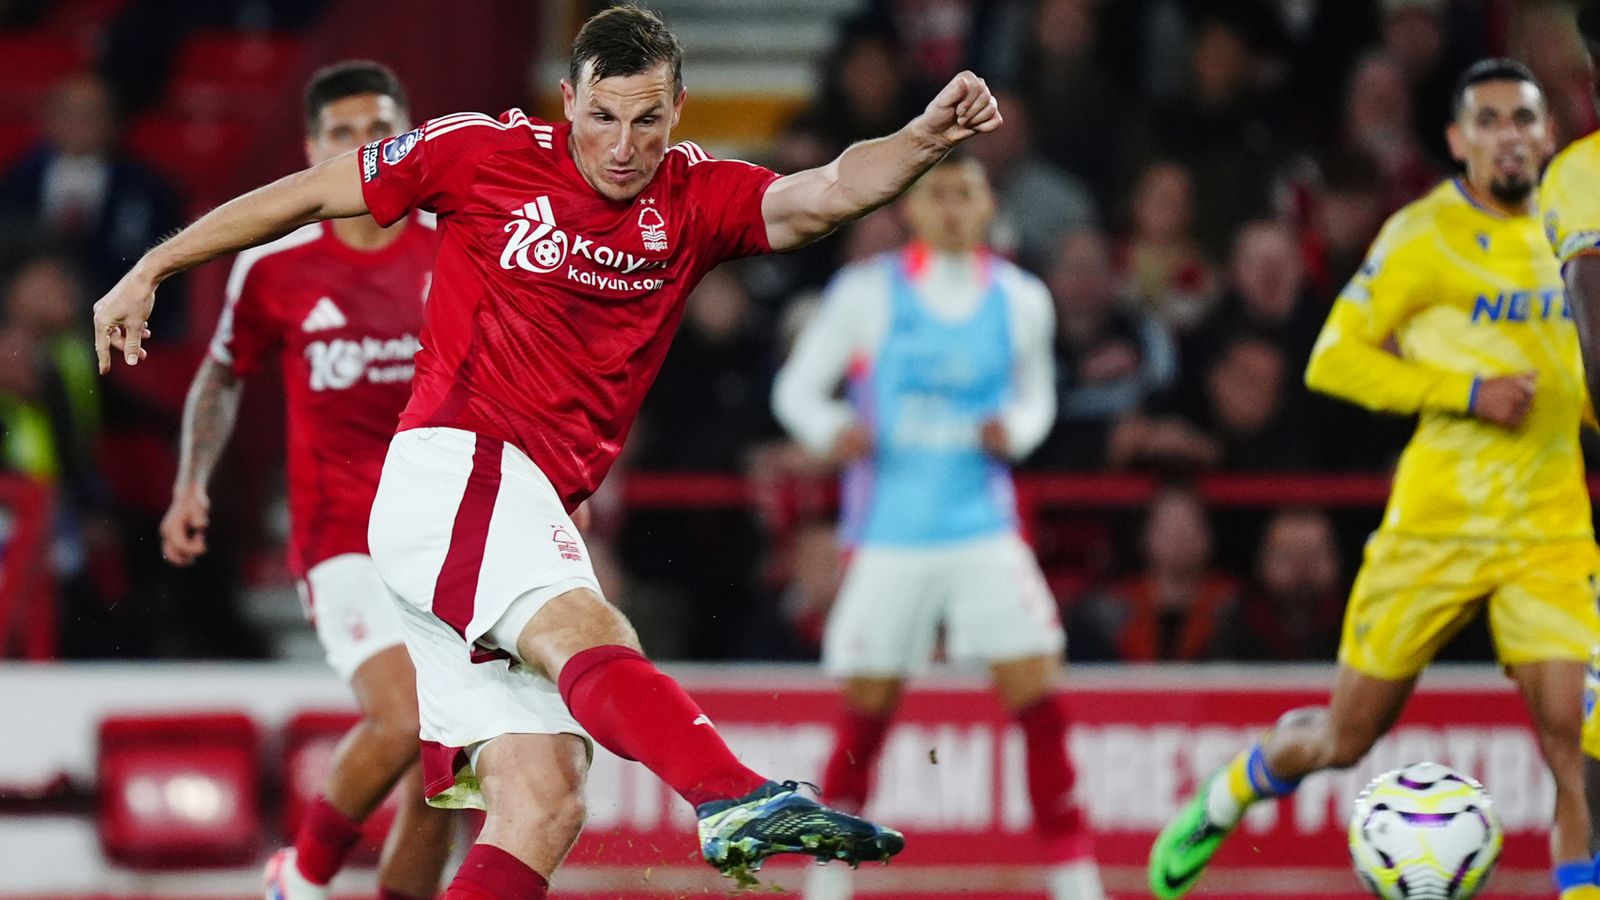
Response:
[0,36,91,118]
[0,122,41,171]
[169,32,305,117]
[124,113,257,199]
[97,712,261,868]
[0,36,90,86]
[281,711,397,864]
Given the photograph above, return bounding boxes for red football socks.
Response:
[294,796,364,885]
[558,645,767,807]
[444,844,548,900]
[820,706,894,812]
[1016,694,1093,861]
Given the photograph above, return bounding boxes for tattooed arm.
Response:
[159,358,244,565]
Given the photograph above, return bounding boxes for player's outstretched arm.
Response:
[761,71,1002,252]
[160,357,244,566]
[93,152,369,373]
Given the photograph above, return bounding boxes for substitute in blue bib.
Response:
[773,155,1105,900]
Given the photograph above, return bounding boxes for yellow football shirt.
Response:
[1542,129,1600,267]
[1306,178,1591,540]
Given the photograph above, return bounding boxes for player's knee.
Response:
[518,587,641,675]
[1272,705,1374,769]
[504,782,587,840]
[360,714,421,768]
[547,789,587,838]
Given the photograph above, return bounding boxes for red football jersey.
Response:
[358,110,780,507]
[210,215,436,574]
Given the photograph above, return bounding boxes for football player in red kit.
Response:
[159,62,451,900]
[110,8,1001,898]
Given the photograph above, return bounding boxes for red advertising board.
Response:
[553,668,1554,897]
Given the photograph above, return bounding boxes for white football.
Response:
[1348,762,1503,900]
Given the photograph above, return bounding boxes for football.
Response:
[1347,762,1503,900]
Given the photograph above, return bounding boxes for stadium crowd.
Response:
[0,0,1584,665]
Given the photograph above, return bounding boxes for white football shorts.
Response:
[823,531,1066,677]
[368,426,593,809]
[297,552,408,683]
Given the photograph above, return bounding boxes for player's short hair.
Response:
[303,60,409,134]
[1451,57,1542,119]
[569,5,683,93]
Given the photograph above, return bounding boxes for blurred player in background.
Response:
[1538,3,1600,889]
[772,156,1103,900]
[101,7,1005,898]
[1150,59,1600,899]
[158,61,452,900]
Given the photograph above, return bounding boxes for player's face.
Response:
[1447,79,1552,207]
[562,61,684,202]
[306,93,408,167]
[900,161,996,254]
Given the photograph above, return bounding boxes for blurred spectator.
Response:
[625,271,776,661]
[1196,334,1321,469]
[635,266,779,472]
[1301,151,1389,297]
[742,120,842,308]
[1216,507,1345,661]
[965,89,1097,273]
[1340,52,1443,214]
[1067,486,1238,661]
[1115,332,1325,473]
[0,74,185,334]
[861,0,982,97]
[792,24,915,156]
[1280,0,1381,142]
[1192,219,1324,375]
[0,250,131,656]
[1140,9,1288,256]
[0,252,101,489]
[1117,159,1219,333]
[743,519,843,660]
[1379,0,1454,164]
[1032,229,1175,470]
[1016,0,1131,208]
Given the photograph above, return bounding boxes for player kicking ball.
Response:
[773,155,1104,900]
[101,7,1004,898]
[1149,59,1600,900]
[159,62,452,900]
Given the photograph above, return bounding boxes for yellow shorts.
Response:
[1339,533,1600,681]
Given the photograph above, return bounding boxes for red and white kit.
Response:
[357,111,779,806]
[210,213,434,680]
